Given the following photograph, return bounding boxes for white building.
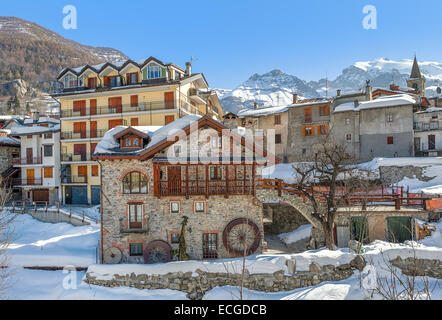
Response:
[414,107,442,157]
[9,113,61,204]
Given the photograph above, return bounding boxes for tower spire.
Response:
[410,55,422,79]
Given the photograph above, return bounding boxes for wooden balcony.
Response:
[155,179,254,197]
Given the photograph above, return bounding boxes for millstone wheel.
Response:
[144,240,171,264]
[223,218,261,257]
[103,247,122,264]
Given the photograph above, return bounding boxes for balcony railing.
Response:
[13,178,43,186]
[13,157,42,165]
[61,129,107,140]
[156,179,254,197]
[61,175,88,184]
[61,153,92,162]
[61,100,204,118]
[60,77,170,93]
[414,122,440,132]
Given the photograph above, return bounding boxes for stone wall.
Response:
[0,145,19,174]
[379,165,435,186]
[390,256,442,279]
[84,262,356,300]
[263,203,309,235]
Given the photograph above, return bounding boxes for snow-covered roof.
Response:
[10,124,60,136]
[237,105,288,118]
[23,117,59,125]
[0,136,20,146]
[94,115,202,155]
[418,106,442,114]
[334,94,418,113]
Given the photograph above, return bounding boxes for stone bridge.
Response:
[255,188,322,228]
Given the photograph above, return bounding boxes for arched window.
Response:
[123,172,148,194]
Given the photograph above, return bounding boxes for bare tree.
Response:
[292,136,371,250]
[0,177,16,298]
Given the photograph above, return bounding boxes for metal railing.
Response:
[61,99,205,118]
[12,178,43,186]
[414,122,440,132]
[61,153,92,162]
[61,175,88,184]
[13,157,43,165]
[61,129,107,140]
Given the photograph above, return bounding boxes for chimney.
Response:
[185,62,192,76]
[337,89,341,97]
[366,84,373,101]
[253,102,258,109]
[33,111,39,122]
[292,93,298,104]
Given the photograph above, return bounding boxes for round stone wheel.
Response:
[223,218,261,257]
[103,247,122,264]
[144,240,171,264]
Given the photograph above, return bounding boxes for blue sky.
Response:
[3,0,442,88]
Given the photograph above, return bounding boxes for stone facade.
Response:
[101,158,264,264]
[263,203,309,235]
[390,256,442,279]
[0,144,19,174]
[84,262,356,299]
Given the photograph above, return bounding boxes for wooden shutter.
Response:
[91,143,97,154]
[91,165,98,177]
[131,95,138,107]
[90,99,97,115]
[164,92,175,109]
[44,167,53,178]
[165,115,175,125]
[78,166,87,177]
[90,121,97,138]
[103,76,108,86]
[108,119,123,129]
[131,118,139,126]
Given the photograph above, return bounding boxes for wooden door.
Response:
[73,100,86,116]
[27,168,34,185]
[165,115,175,125]
[74,122,86,139]
[108,119,123,129]
[108,97,122,113]
[33,190,49,202]
[90,99,97,115]
[26,148,33,164]
[74,144,87,161]
[164,92,175,109]
[167,166,181,195]
[90,121,97,138]
[429,135,436,150]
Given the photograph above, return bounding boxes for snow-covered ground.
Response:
[278,225,312,246]
[2,208,441,300]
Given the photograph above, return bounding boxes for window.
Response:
[133,139,139,147]
[387,136,394,145]
[274,115,281,125]
[202,233,218,259]
[44,133,52,139]
[131,118,139,126]
[210,166,222,180]
[130,95,138,107]
[129,243,143,256]
[123,172,148,194]
[105,76,119,87]
[304,108,312,123]
[125,138,132,147]
[303,126,314,136]
[64,75,77,88]
[275,134,282,144]
[195,201,205,213]
[318,125,328,135]
[147,65,163,79]
[345,118,351,125]
[128,203,143,229]
[346,133,352,141]
[387,114,393,123]
[44,145,53,157]
[87,77,97,89]
[170,232,180,244]
[211,136,222,148]
[44,167,53,178]
[127,73,138,85]
[319,105,329,116]
[170,201,180,214]
[27,135,32,139]
[91,165,98,177]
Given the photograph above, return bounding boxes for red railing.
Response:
[256,179,431,210]
[13,157,42,165]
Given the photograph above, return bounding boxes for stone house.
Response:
[0,135,20,183]
[93,115,277,264]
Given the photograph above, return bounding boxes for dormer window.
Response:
[148,65,163,79]
[125,138,132,146]
[122,135,142,149]
[64,74,77,88]
[115,127,149,151]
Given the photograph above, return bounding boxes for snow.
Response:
[334,94,418,113]
[278,225,312,245]
[237,105,288,117]
[6,213,100,267]
[9,124,60,135]
[0,136,20,146]
[4,268,187,300]
[94,115,201,154]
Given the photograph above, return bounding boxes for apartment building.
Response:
[414,107,442,156]
[54,57,223,205]
[9,114,61,204]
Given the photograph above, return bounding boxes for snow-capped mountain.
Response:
[219,58,442,114]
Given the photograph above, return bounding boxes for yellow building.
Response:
[54,57,223,205]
